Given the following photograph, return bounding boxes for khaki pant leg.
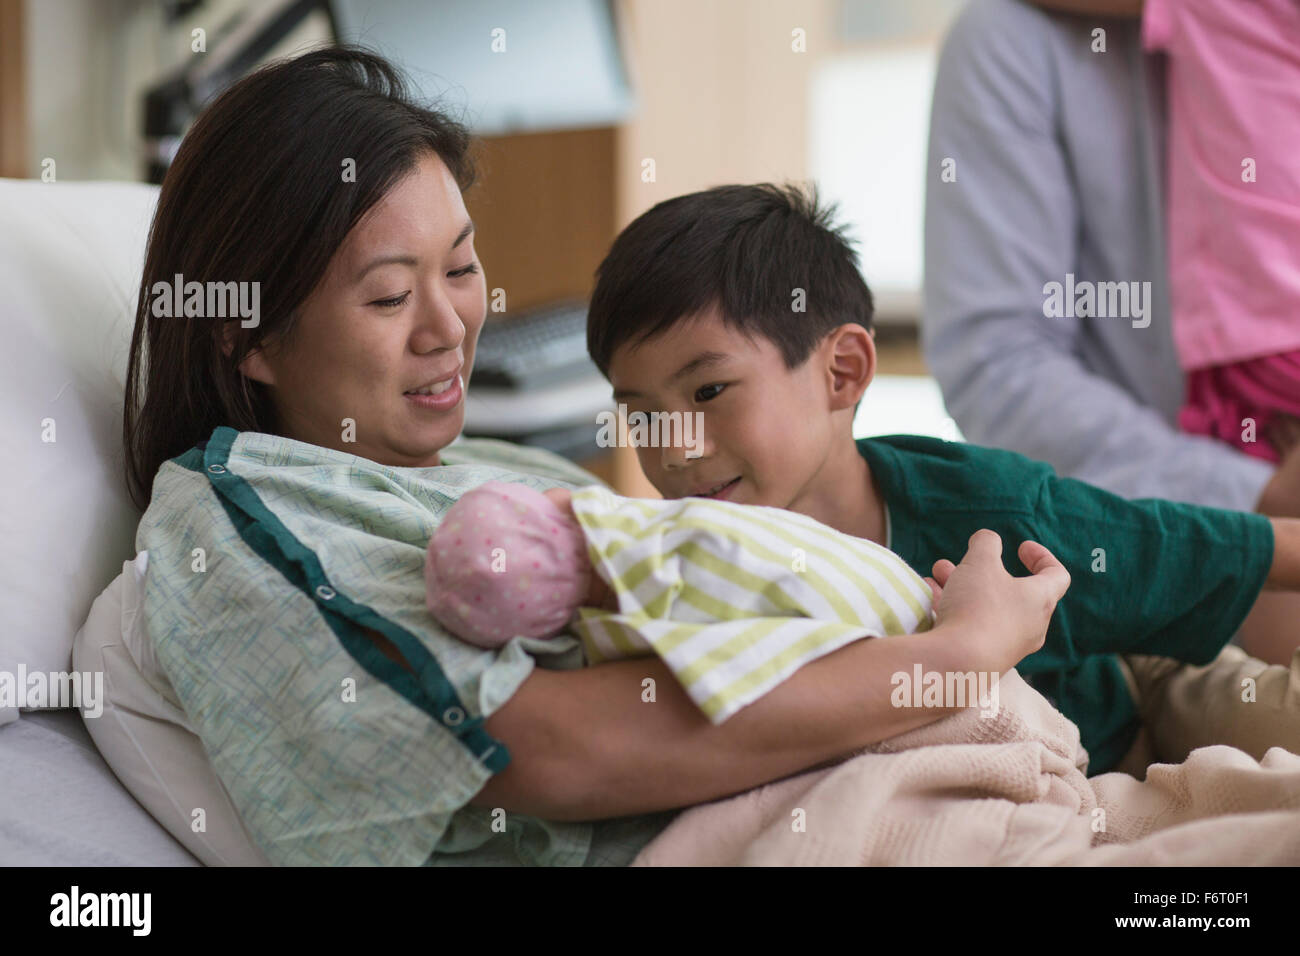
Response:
[1121,646,1300,766]
[1110,656,1156,779]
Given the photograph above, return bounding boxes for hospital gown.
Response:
[137,426,677,866]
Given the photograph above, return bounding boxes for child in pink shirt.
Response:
[1143,0,1300,462]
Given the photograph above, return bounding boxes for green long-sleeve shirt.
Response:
[858,434,1274,774]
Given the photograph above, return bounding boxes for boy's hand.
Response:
[926,530,1071,672]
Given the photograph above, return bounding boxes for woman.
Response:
[123,47,1063,865]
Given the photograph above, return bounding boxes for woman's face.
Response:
[242,151,486,467]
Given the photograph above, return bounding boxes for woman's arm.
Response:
[471,530,1069,821]
[471,625,986,821]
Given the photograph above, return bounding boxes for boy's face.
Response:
[607,306,848,509]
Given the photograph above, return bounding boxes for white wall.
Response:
[809,45,938,324]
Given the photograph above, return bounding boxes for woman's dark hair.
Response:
[586,182,873,377]
[123,46,476,508]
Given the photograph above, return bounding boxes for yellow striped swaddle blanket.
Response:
[567,485,935,723]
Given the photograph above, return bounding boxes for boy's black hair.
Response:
[586,182,873,376]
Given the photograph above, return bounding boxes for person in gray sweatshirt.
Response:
[921,0,1300,767]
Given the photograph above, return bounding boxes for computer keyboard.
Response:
[471,301,599,390]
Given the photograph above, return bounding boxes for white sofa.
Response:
[0,178,266,865]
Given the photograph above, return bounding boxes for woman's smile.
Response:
[404,371,464,411]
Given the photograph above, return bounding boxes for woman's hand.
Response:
[925,530,1071,672]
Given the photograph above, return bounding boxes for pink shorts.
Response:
[1180,351,1300,463]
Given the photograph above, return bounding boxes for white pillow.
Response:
[72,553,270,866]
[0,178,159,690]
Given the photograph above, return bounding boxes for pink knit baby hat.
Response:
[426,481,589,647]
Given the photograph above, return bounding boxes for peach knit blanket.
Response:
[632,670,1300,866]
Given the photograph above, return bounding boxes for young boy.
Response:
[585,183,1300,775]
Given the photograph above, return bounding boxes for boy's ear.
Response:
[824,324,876,411]
[221,322,277,387]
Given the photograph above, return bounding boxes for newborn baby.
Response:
[427,480,934,722]
[427,482,619,644]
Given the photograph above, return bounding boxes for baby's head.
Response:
[585,183,876,511]
[426,481,595,647]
